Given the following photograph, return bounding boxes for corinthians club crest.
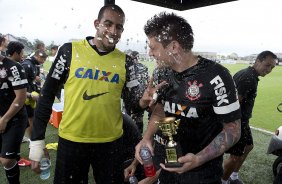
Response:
[185,80,203,101]
[0,68,7,79]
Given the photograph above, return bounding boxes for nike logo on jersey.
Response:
[6,152,15,156]
[83,90,109,100]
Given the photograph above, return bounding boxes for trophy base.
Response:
[165,162,183,168]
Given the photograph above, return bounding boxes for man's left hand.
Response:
[159,153,200,174]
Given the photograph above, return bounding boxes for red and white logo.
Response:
[185,80,203,101]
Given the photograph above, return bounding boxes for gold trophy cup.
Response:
[155,117,182,168]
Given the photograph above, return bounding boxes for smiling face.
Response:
[255,55,276,77]
[94,8,124,51]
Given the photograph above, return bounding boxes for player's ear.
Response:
[170,41,180,54]
[94,20,100,29]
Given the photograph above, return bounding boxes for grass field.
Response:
[1,60,281,183]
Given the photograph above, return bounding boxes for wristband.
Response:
[29,140,45,162]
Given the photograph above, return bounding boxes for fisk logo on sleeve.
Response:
[210,75,229,106]
[52,55,66,80]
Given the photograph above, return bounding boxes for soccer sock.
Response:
[221,179,228,184]
[230,172,239,180]
[4,161,20,184]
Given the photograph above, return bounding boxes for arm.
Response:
[160,119,241,174]
[195,119,241,166]
[135,103,165,163]
[124,158,139,181]
[31,43,71,141]
[0,88,27,133]
[29,43,71,167]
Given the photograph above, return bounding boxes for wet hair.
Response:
[256,51,277,62]
[6,41,24,56]
[98,4,125,21]
[35,49,48,59]
[144,12,194,51]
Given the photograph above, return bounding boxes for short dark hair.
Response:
[144,12,194,51]
[98,4,125,21]
[35,49,48,59]
[256,51,277,62]
[51,45,58,50]
[6,41,24,56]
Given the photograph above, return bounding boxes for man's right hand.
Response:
[135,139,154,164]
[139,77,167,108]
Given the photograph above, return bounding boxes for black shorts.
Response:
[225,121,253,156]
[25,105,34,118]
[54,136,124,184]
[0,115,27,160]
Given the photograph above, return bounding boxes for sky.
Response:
[0,0,281,56]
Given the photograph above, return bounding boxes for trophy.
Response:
[155,117,182,168]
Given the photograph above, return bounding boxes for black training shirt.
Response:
[0,57,28,117]
[157,57,241,155]
[233,66,259,122]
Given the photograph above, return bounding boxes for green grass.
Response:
[1,60,280,183]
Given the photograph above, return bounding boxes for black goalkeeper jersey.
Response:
[0,57,28,117]
[157,56,241,155]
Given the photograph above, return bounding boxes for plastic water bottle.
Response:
[140,146,156,177]
[60,89,64,103]
[129,175,138,184]
[40,158,51,180]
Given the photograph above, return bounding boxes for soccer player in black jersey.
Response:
[21,50,47,140]
[135,12,242,184]
[0,47,28,183]
[223,51,277,184]
[123,51,149,134]
[28,4,156,184]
